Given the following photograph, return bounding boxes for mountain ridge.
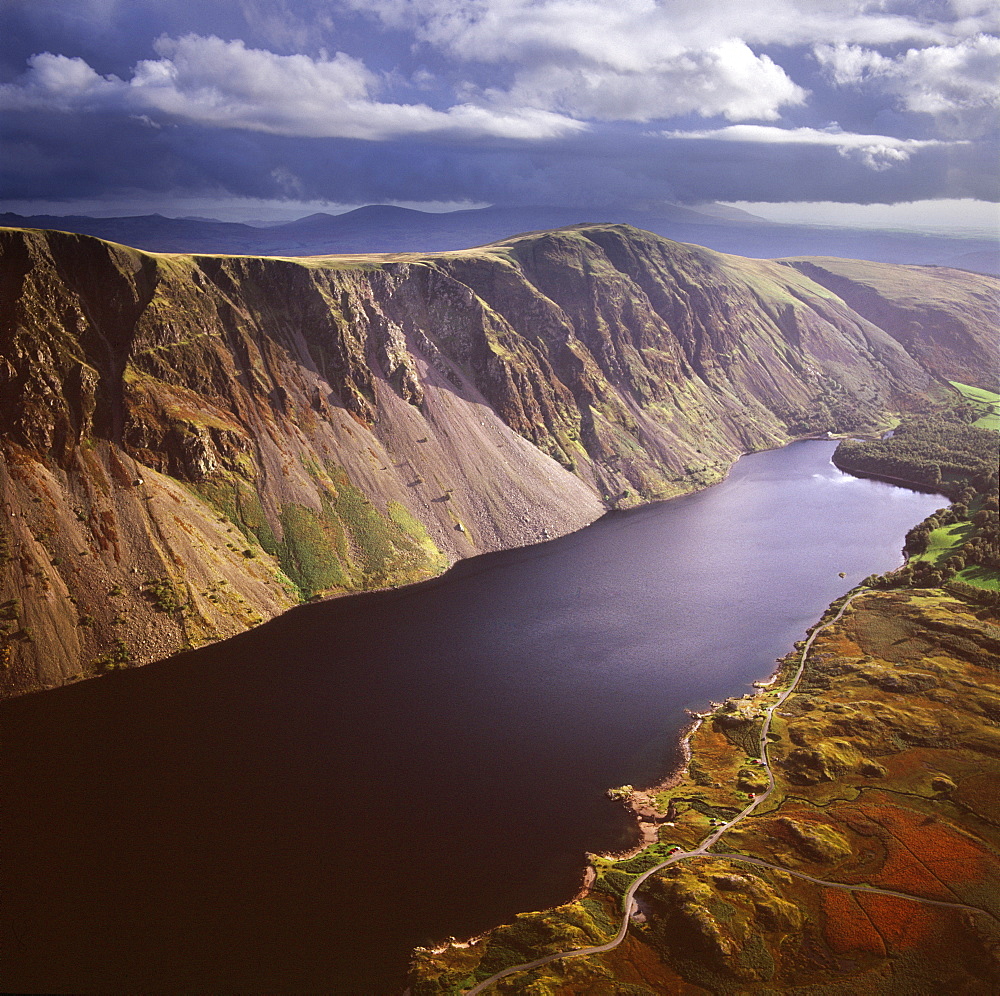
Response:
[0,222,996,696]
[1,203,996,273]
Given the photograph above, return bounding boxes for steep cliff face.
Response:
[0,223,995,695]
[782,257,998,385]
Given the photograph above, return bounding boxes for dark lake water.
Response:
[1,441,943,994]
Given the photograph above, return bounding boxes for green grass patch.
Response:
[951,381,1000,406]
[595,868,634,899]
[274,465,447,598]
[388,501,449,572]
[328,475,403,577]
[326,465,447,580]
[195,478,279,555]
[956,566,1000,591]
[193,462,448,600]
[277,501,351,597]
[951,381,1000,431]
[910,522,972,565]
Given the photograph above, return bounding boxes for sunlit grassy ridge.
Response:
[951,381,1000,430]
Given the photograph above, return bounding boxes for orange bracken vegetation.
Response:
[821,889,886,956]
[600,934,699,994]
[854,892,939,951]
[841,799,988,899]
[954,771,1000,823]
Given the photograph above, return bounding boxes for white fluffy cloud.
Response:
[816,34,1000,136]
[488,40,805,122]
[5,4,997,137]
[0,20,809,134]
[342,0,1000,126]
[0,34,585,140]
[0,52,117,112]
[661,124,959,171]
[348,0,986,59]
[1,0,995,212]
[343,0,829,123]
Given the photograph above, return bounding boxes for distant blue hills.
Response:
[2,202,996,274]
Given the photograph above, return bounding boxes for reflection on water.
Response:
[1,441,943,994]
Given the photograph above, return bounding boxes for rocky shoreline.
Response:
[409,577,1000,993]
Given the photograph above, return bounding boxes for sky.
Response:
[1,0,997,231]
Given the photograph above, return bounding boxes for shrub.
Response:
[95,638,133,671]
[143,577,183,613]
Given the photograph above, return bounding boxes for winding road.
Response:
[462,589,994,994]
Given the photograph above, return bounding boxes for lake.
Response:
[1,440,944,993]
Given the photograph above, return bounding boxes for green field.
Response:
[909,520,1000,589]
[910,521,972,565]
[957,566,1000,591]
[908,519,999,591]
[951,381,1000,430]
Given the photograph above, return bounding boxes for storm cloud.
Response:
[0,0,996,217]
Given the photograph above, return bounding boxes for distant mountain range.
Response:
[2,203,997,274]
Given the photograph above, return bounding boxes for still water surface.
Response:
[2,441,943,993]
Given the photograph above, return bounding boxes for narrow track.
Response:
[462,589,994,994]
[705,853,989,914]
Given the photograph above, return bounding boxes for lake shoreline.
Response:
[407,478,997,993]
[7,434,946,996]
[414,583,1000,992]
[8,428,862,705]
[413,439,939,967]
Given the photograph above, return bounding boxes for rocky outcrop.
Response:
[1,223,996,695]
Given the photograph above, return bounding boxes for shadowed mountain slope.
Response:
[0,223,996,694]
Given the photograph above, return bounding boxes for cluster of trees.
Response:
[904,498,1000,564]
[833,413,998,500]
[777,378,883,436]
[911,520,998,591]
[944,578,1000,608]
[841,410,999,592]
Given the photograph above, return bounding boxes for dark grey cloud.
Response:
[0,0,996,217]
[5,113,992,212]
